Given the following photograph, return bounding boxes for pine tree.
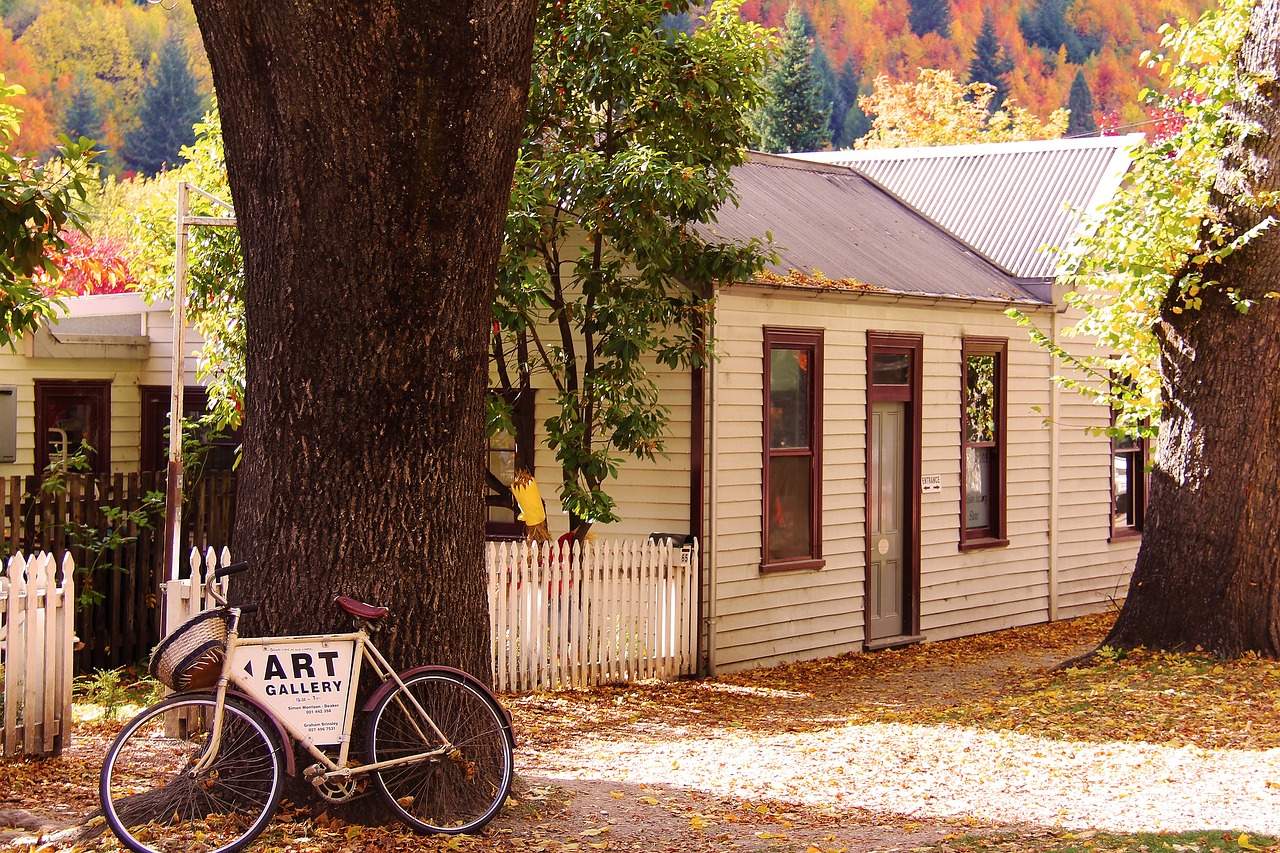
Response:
[1067,68,1098,136]
[967,8,1013,111]
[62,72,102,142]
[125,26,205,175]
[908,0,951,39]
[1019,0,1098,65]
[829,56,860,146]
[758,3,831,153]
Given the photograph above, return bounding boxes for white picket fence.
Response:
[160,539,700,697]
[486,538,699,692]
[0,552,76,757]
[161,547,231,639]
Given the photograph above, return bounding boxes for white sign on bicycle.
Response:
[231,639,357,744]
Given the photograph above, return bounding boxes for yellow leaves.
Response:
[637,796,660,805]
[1239,834,1263,850]
[608,790,624,799]
[689,813,713,830]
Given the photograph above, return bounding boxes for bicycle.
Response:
[99,561,515,853]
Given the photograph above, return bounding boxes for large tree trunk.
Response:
[1106,0,1280,658]
[189,3,537,676]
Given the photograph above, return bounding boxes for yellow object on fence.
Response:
[510,471,546,526]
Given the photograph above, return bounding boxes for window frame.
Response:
[1110,414,1147,540]
[959,337,1008,550]
[760,327,824,573]
[34,379,111,476]
[486,389,536,541]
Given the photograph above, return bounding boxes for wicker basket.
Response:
[149,610,230,691]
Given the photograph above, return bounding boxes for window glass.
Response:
[965,355,996,443]
[767,455,812,562]
[872,353,910,386]
[965,446,993,529]
[35,381,109,475]
[769,348,810,449]
[487,428,518,525]
[1113,435,1144,531]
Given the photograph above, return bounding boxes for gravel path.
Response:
[527,721,1280,835]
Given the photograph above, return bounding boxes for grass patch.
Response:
[944,830,1279,853]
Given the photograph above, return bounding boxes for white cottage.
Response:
[0,292,212,479]
[496,136,1148,674]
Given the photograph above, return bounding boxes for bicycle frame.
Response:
[195,605,450,785]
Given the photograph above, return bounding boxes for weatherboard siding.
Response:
[704,286,1133,672]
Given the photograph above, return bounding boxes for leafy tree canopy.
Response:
[120,103,243,429]
[1015,0,1262,434]
[857,68,1067,148]
[495,0,773,532]
[0,75,97,349]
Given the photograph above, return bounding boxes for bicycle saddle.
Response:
[334,595,389,620]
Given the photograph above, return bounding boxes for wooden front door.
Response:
[865,334,922,647]
[868,401,906,640]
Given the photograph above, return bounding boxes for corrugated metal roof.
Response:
[787,134,1143,279]
[703,153,1043,303]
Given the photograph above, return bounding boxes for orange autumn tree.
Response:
[856,68,1067,148]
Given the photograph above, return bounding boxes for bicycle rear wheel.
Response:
[366,670,514,834]
[100,693,284,853]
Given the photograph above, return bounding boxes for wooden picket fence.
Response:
[0,472,236,672]
[486,538,699,692]
[0,552,76,757]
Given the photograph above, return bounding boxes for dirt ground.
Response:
[5,611,1278,853]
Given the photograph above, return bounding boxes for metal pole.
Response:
[164,181,191,590]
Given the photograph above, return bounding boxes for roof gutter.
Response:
[727,280,1056,312]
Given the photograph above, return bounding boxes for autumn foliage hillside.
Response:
[738,0,1216,131]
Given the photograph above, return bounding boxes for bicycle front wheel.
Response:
[100,693,285,853]
[366,671,514,834]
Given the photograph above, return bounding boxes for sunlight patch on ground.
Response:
[527,720,1280,836]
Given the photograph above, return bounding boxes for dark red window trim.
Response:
[959,337,1008,550]
[761,327,824,573]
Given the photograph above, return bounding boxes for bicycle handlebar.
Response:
[206,560,250,608]
[215,561,251,579]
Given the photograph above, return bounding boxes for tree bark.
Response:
[189,2,537,676]
[1106,0,1280,657]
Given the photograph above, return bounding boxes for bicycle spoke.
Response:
[367,672,513,834]
[101,695,284,853]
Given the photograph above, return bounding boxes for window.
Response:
[486,391,535,540]
[960,338,1007,547]
[762,328,823,571]
[35,380,111,475]
[1112,427,1147,537]
[140,387,239,473]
